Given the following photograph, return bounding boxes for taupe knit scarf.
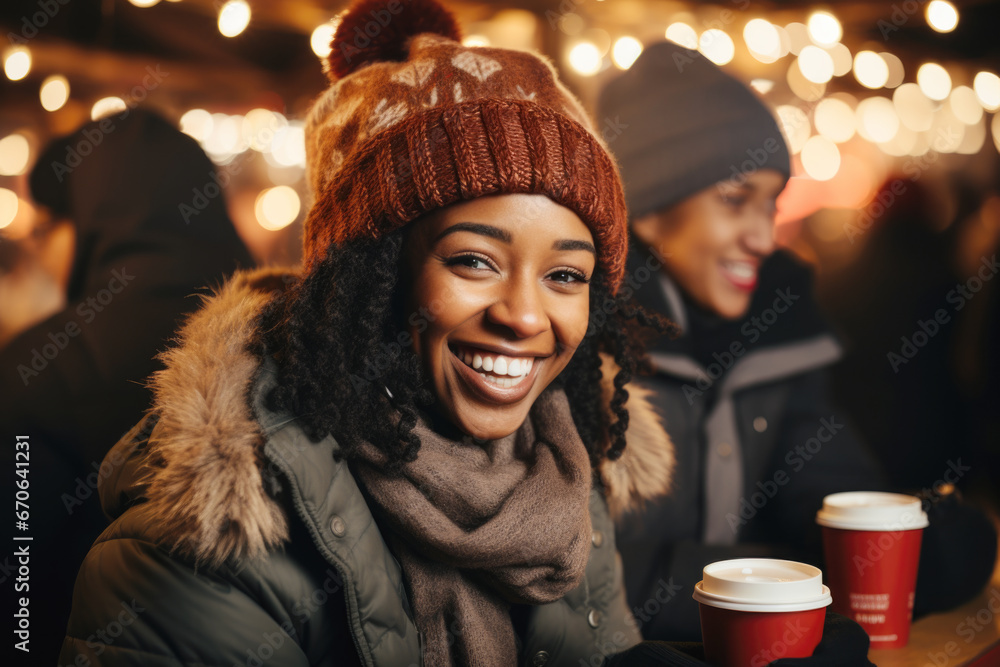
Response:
[352,389,593,666]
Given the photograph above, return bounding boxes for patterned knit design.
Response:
[303,20,628,291]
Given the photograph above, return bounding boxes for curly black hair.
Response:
[252,229,675,470]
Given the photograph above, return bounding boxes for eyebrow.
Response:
[554,239,596,254]
[435,222,596,255]
[434,222,512,243]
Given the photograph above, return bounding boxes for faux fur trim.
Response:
[597,354,675,519]
[138,268,673,566]
[142,267,296,568]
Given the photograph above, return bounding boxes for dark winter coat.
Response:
[615,246,886,642]
[58,267,678,667]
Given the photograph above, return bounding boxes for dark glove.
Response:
[771,611,874,667]
[603,611,871,666]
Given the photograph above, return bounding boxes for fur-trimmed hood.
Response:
[122,267,674,567]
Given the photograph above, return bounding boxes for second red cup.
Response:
[816,491,929,649]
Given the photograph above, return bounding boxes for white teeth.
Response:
[724,262,755,279]
[480,372,528,388]
[456,346,534,378]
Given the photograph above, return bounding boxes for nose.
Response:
[485,275,551,339]
[743,210,776,257]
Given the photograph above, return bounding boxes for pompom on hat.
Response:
[303,0,628,291]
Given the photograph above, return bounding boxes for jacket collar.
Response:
[107,267,673,568]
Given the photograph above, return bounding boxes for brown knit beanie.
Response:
[303,0,628,291]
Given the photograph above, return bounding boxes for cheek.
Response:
[551,295,591,352]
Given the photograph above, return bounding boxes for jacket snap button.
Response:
[532,650,550,666]
[329,515,347,538]
[753,417,768,433]
[717,442,733,458]
[587,609,601,628]
[591,529,604,548]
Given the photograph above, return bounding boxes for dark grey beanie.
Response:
[597,41,791,221]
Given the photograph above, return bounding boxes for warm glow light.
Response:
[0,188,18,230]
[699,30,735,65]
[857,97,900,143]
[40,75,70,112]
[311,23,336,58]
[218,0,251,38]
[974,71,1000,111]
[128,0,161,7]
[807,11,842,46]
[784,22,810,55]
[828,43,852,77]
[665,22,698,49]
[879,125,918,157]
[853,51,888,89]
[269,123,306,167]
[917,63,952,101]
[180,109,214,142]
[462,35,490,47]
[4,46,31,81]
[798,45,834,84]
[255,186,301,231]
[612,36,643,69]
[801,135,840,181]
[880,52,905,88]
[568,42,602,75]
[926,1,959,33]
[992,113,1000,155]
[775,105,811,154]
[243,108,287,151]
[203,113,242,159]
[750,79,774,95]
[744,19,781,63]
[91,97,127,121]
[787,60,825,102]
[950,86,983,125]
[957,117,985,154]
[930,105,965,153]
[814,98,855,143]
[893,84,935,132]
[0,134,30,176]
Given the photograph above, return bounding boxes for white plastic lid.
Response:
[815,491,929,531]
[692,558,833,612]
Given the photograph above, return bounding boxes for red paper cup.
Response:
[816,492,929,649]
[693,559,831,667]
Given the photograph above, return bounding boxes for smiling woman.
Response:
[57,1,681,666]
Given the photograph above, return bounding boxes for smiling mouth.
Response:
[449,344,536,389]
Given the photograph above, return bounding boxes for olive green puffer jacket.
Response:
[58,268,676,667]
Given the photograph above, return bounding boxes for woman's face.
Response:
[632,169,785,320]
[404,193,595,440]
